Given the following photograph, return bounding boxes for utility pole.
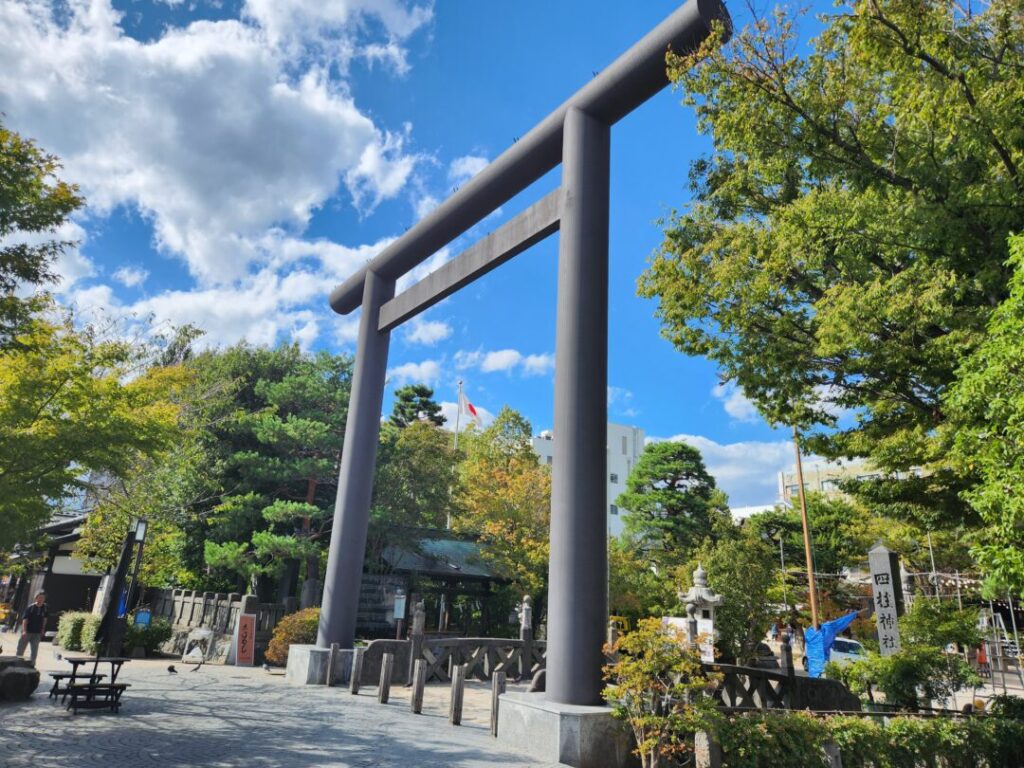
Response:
[793,426,819,629]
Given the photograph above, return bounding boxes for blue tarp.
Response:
[804,611,860,678]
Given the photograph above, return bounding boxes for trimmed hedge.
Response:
[54,611,102,653]
[124,617,173,656]
[264,607,319,666]
[716,712,1024,768]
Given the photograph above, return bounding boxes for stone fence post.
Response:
[518,596,533,681]
[407,600,425,685]
[694,731,721,768]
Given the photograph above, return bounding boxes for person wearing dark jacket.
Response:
[17,591,48,666]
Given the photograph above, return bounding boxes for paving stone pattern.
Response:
[0,646,561,768]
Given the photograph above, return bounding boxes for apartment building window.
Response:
[621,436,627,455]
[610,473,619,484]
[546,456,553,466]
[610,504,618,515]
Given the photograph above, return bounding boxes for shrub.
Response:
[714,713,1024,768]
[123,617,173,656]
[55,611,89,650]
[80,614,102,653]
[603,617,720,768]
[265,607,319,666]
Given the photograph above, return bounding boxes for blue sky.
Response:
[0,0,831,507]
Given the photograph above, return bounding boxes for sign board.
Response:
[133,609,152,627]
[868,544,905,656]
[235,613,256,667]
[393,593,407,621]
[696,617,715,663]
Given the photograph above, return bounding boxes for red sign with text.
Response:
[236,613,256,666]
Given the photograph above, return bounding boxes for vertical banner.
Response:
[869,544,905,656]
[235,613,256,667]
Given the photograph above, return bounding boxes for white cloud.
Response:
[243,0,432,70]
[481,349,523,372]
[447,154,488,185]
[712,381,760,423]
[439,399,495,432]
[112,266,149,288]
[413,193,440,221]
[456,347,554,377]
[387,359,441,385]
[649,433,795,507]
[333,315,363,346]
[521,353,554,376]
[405,318,452,345]
[0,0,424,287]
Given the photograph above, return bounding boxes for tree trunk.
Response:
[304,477,318,582]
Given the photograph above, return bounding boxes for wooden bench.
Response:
[49,672,105,702]
[65,682,130,714]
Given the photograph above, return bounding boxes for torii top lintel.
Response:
[328,0,731,316]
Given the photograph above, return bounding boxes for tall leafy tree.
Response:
[389,383,444,428]
[641,0,1024,526]
[453,407,551,601]
[946,234,1024,593]
[0,120,83,347]
[617,441,729,569]
[198,344,353,598]
[685,531,779,664]
[0,315,185,550]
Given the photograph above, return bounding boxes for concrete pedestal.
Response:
[496,692,638,768]
[284,645,354,686]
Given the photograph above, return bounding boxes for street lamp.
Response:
[126,518,148,614]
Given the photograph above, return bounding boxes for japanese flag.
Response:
[459,390,482,425]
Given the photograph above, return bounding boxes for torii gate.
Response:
[317,0,731,707]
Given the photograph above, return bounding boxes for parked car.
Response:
[802,637,867,670]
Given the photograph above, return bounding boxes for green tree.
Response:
[389,383,443,428]
[0,314,185,551]
[202,346,352,598]
[685,532,778,664]
[453,407,550,601]
[946,234,1024,593]
[745,495,929,575]
[373,420,460,531]
[609,535,676,627]
[641,0,1024,527]
[0,121,83,347]
[618,441,728,570]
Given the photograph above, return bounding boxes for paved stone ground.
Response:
[0,642,561,768]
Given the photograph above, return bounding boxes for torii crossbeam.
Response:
[318,0,731,706]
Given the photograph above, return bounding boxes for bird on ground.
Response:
[167,665,177,674]
[261,663,271,672]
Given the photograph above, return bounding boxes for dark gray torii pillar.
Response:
[316,271,394,648]
[317,0,731,703]
[546,107,610,705]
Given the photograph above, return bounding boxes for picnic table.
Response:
[52,656,132,713]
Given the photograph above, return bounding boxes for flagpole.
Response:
[793,425,820,630]
[448,380,464,531]
[453,380,463,453]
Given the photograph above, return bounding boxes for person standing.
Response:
[17,591,48,666]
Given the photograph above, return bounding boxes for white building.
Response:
[532,422,646,538]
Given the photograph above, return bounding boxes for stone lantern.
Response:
[678,564,723,659]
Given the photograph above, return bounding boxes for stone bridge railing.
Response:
[706,662,861,712]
